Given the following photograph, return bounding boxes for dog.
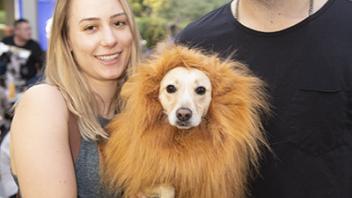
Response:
[159,66,212,130]
[102,44,269,198]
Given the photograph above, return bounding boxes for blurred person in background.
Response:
[176,0,352,197]
[2,19,44,85]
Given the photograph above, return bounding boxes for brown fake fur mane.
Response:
[102,45,269,198]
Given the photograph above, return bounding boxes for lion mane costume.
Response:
[102,44,269,198]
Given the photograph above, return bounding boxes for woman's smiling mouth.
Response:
[95,52,121,64]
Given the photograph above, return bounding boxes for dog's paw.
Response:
[142,184,175,198]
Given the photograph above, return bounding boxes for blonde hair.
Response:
[45,0,141,140]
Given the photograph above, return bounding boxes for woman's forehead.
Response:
[69,0,125,22]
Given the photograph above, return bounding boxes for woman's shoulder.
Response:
[23,84,63,98]
[16,84,69,120]
[21,84,66,106]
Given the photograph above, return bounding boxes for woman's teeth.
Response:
[97,53,120,61]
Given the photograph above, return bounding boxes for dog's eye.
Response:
[195,86,206,95]
[166,85,177,93]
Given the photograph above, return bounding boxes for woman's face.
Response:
[68,0,132,83]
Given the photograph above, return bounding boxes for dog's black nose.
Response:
[176,108,192,122]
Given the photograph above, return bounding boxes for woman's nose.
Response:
[100,27,117,47]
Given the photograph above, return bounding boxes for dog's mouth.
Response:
[175,121,193,129]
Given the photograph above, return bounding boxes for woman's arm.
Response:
[10,84,77,198]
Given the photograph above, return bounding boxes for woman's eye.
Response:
[83,25,97,32]
[114,21,127,28]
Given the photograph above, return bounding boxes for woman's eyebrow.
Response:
[79,12,127,24]
[110,12,127,18]
[79,17,99,24]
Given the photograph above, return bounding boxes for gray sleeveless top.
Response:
[75,117,122,198]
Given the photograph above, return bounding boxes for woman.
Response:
[10,0,140,197]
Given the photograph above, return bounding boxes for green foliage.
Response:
[136,16,167,48]
[129,0,226,48]
[130,0,151,17]
[160,0,225,27]
[0,11,6,23]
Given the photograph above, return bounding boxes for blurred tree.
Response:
[159,0,225,27]
[144,0,168,15]
[129,0,225,48]
[129,0,150,17]
[136,16,167,49]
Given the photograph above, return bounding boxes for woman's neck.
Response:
[88,78,118,119]
[232,0,328,32]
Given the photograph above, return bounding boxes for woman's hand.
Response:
[136,184,175,198]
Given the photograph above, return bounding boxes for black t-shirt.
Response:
[2,36,43,81]
[176,0,352,197]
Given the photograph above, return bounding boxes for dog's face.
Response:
[159,67,212,129]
